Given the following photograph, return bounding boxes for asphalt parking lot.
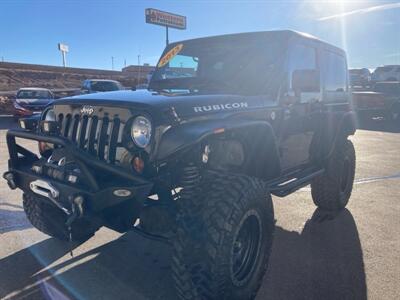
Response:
[0,116,399,300]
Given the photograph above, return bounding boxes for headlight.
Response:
[43,108,56,121]
[131,116,152,148]
[13,101,25,110]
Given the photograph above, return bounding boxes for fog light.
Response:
[19,120,26,129]
[132,156,144,173]
[19,117,39,130]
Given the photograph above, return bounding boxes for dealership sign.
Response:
[145,8,186,30]
[58,43,69,52]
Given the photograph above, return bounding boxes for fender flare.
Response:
[318,111,356,160]
[155,119,281,179]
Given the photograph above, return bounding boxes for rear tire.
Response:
[311,140,356,211]
[23,193,99,242]
[172,171,275,300]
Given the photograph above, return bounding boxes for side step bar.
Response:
[267,168,325,197]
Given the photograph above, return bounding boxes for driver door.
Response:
[278,43,321,171]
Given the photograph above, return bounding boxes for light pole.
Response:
[111,56,114,70]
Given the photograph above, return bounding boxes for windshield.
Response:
[149,38,286,96]
[90,81,122,92]
[17,90,52,99]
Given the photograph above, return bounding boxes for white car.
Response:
[371,65,400,82]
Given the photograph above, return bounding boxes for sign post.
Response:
[58,43,69,67]
[145,8,186,46]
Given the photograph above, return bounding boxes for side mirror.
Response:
[81,89,90,94]
[292,69,320,96]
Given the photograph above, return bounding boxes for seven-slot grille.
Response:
[56,112,125,163]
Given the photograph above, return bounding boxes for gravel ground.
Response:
[0,116,399,300]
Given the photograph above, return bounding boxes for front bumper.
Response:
[5,129,154,214]
[13,103,45,117]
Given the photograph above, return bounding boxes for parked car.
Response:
[371,65,400,83]
[352,81,400,122]
[4,30,356,300]
[13,87,54,119]
[349,68,370,87]
[81,79,124,94]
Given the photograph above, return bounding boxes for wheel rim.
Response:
[340,157,351,193]
[231,211,262,286]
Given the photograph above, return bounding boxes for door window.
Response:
[322,51,348,102]
[288,44,320,102]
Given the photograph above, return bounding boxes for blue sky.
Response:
[0,0,399,70]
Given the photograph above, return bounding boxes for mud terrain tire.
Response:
[172,171,275,300]
[23,193,99,242]
[311,140,356,211]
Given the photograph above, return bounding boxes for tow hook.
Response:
[65,195,85,257]
[65,195,85,227]
[3,172,17,190]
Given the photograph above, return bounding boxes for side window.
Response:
[83,81,90,90]
[288,44,320,100]
[323,51,347,94]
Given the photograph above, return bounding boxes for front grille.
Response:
[56,110,125,163]
[22,104,46,111]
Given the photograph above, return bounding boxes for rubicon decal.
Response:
[193,102,248,113]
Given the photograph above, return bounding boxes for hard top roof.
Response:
[172,30,344,54]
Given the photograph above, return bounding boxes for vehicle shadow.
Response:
[260,208,367,300]
[0,208,366,300]
[357,117,400,133]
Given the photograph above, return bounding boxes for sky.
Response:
[0,0,399,70]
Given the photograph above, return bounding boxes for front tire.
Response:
[172,171,274,300]
[23,193,99,242]
[311,140,356,211]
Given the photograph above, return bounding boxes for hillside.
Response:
[0,61,147,114]
[0,62,141,92]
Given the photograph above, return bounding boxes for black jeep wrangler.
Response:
[4,30,356,299]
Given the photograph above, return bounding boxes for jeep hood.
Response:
[55,90,270,119]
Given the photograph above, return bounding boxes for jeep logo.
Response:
[193,102,248,113]
[80,105,94,115]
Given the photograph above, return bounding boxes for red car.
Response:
[13,88,54,119]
